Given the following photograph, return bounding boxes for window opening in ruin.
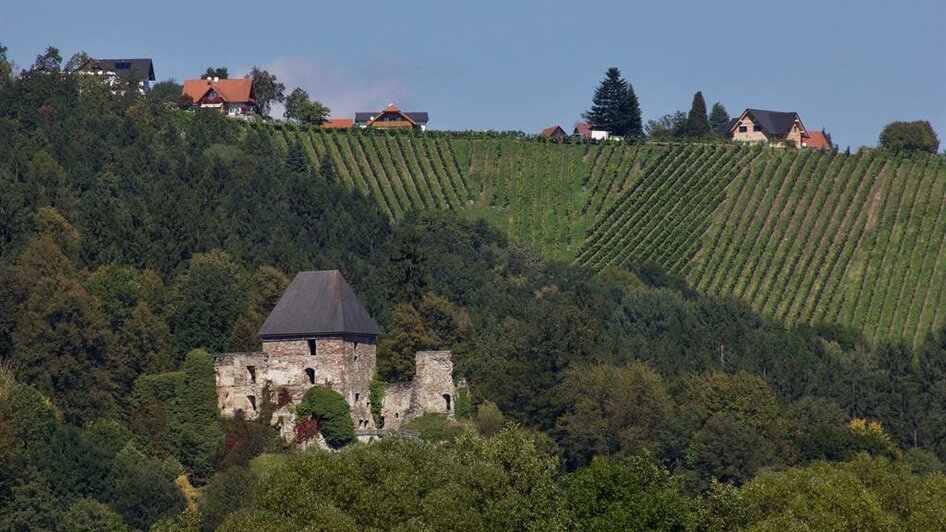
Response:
[355,392,360,402]
[247,395,257,411]
[307,339,317,356]
[443,394,452,411]
[305,368,315,384]
[247,365,256,383]
[395,412,399,419]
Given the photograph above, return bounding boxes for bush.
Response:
[402,413,464,443]
[879,121,940,153]
[369,377,385,428]
[454,386,472,420]
[474,401,505,437]
[295,386,354,448]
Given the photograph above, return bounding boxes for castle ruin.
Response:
[214,270,456,441]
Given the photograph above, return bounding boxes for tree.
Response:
[583,67,642,137]
[0,42,13,89]
[32,46,62,72]
[285,138,309,175]
[169,250,248,354]
[645,111,687,140]
[320,157,338,183]
[149,79,183,106]
[709,102,731,139]
[565,456,693,531]
[0,469,64,531]
[685,91,711,137]
[879,121,940,153]
[555,363,672,468]
[283,87,330,125]
[64,51,91,73]
[201,67,228,80]
[199,467,258,532]
[167,349,223,484]
[62,498,129,532]
[378,303,438,382]
[246,67,285,116]
[295,386,355,448]
[105,443,186,530]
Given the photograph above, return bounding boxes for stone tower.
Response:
[215,270,458,440]
[215,270,380,432]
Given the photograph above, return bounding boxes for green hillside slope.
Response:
[269,124,946,344]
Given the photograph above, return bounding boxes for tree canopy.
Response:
[583,67,642,137]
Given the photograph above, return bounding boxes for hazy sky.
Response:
[2,0,943,148]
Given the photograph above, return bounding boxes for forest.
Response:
[3,48,946,531]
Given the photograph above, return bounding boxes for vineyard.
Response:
[262,123,946,345]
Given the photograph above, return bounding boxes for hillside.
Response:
[271,124,946,344]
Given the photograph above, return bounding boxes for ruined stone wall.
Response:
[381,350,456,430]
[215,336,378,431]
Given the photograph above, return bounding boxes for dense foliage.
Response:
[295,386,355,448]
[879,120,940,153]
[583,67,642,137]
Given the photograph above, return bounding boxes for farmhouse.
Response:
[540,125,568,139]
[355,104,429,131]
[730,108,808,147]
[181,78,257,117]
[321,118,354,129]
[214,270,456,442]
[573,122,611,141]
[79,58,155,92]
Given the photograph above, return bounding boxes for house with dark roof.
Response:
[214,271,457,444]
[730,108,808,147]
[540,125,567,139]
[181,78,257,117]
[355,104,429,131]
[79,58,155,92]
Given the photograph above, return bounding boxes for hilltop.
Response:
[270,124,946,345]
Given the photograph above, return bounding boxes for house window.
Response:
[738,125,748,133]
[247,395,257,411]
[247,366,256,384]
[753,124,763,132]
[115,62,131,69]
[307,339,317,356]
[305,368,315,384]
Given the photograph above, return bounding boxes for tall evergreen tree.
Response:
[709,102,731,139]
[686,91,711,137]
[583,67,642,137]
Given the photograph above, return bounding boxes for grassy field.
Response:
[266,124,946,345]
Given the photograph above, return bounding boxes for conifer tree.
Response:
[686,91,711,137]
[583,67,642,137]
[709,102,731,139]
[286,139,309,175]
[320,157,338,183]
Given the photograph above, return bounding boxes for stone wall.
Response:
[214,336,377,432]
[381,350,456,430]
[215,344,457,440]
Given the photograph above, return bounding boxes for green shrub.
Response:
[474,401,505,437]
[454,387,472,420]
[369,377,385,428]
[295,386,354,448]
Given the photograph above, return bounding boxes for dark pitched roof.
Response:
[258,271,381,340]
[354,111,429,124]
[738,109,802,137]
[89,58,155,81]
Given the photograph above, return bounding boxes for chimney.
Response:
[212,76,219,82]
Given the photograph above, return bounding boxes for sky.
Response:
[1,0,943,149]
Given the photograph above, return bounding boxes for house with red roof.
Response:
[321,118,354,129]
[355,104,429,131]
[540,125,567,139]
[181,78,257,117]
[802,130,832,150]
[573,122,611,141]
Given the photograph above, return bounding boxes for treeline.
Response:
[3,45,946,529]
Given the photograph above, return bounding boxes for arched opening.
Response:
[355,392,360,402]
[443,394,452,411]
[247,395,257,411]
[304,368,315,384]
